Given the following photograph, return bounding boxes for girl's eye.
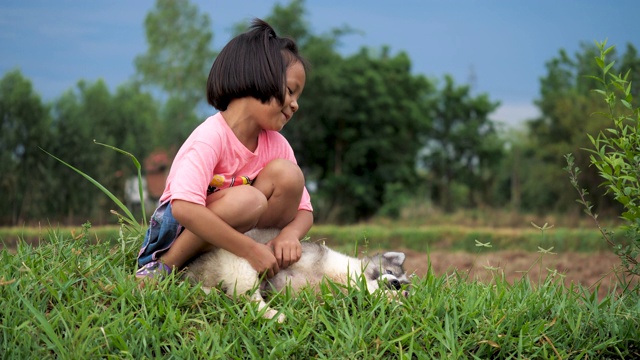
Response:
[287,87,294,95]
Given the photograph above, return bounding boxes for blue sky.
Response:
[1,0,639,127]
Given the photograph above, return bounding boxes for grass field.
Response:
[1,223,639,358]
[0,221,627,254]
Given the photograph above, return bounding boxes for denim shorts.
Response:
[137,201,184,268]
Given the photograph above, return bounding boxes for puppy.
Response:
[184,228,410,322]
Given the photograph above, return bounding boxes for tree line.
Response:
[1,0,638,226]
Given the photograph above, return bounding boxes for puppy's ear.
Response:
[382,252,406,266]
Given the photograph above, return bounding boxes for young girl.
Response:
[136,19,313,280]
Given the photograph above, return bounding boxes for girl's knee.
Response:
[208,186,267,211]
[262,159,304,190]
[239,185,269,207]
[206,186,267,230]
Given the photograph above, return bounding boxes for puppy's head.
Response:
[365,252,410,296]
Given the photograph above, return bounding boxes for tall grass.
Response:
[1,225,639,358]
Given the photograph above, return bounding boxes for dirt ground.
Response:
[401,249,636,300]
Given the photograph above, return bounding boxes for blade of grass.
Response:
[94,140,147,226]
[40,147,138,228]
[16,292,68,358]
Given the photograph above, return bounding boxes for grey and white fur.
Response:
[184,228,410,322]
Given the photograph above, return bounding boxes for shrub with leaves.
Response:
[566,40,640,277]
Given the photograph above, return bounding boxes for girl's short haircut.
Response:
[207,18,309,111]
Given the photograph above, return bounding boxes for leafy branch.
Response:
[565,39,640,277]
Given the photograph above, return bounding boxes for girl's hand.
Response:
[266,230,302,269]
[246,242,280,278]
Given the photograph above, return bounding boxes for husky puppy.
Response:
[184,228,410,322]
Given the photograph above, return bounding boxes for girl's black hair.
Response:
[206,18,308,111]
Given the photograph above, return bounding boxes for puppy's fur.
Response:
[185,228,409,322]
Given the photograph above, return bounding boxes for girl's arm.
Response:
[171,199,280,278]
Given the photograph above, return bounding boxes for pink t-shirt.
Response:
[160,113,312,212]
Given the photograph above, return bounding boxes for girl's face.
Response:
[254,61,306,132]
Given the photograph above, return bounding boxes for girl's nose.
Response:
[290,99,299,113]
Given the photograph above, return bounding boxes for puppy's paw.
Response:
[263,308,286,323]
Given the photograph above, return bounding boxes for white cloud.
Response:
[492,102,540,128]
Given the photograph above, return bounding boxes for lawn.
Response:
[1,223,639,358]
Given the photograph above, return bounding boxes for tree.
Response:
[0,70,51,225]
[283,45,433,222]
[419,75,502,212]
[522,42,640,214]
[265,0,434,222]
[48,80,114,223]
[619,43,640,107]
[265,0,310,41]
[48,80,158,224]
[111,83,160,159]
[134,0,216,145]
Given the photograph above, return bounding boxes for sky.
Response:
[1,0,639,128]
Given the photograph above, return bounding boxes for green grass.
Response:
[307,224,627,253]
[0,222,627,254]
[1,224,639,358]
[0,224,124,251]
